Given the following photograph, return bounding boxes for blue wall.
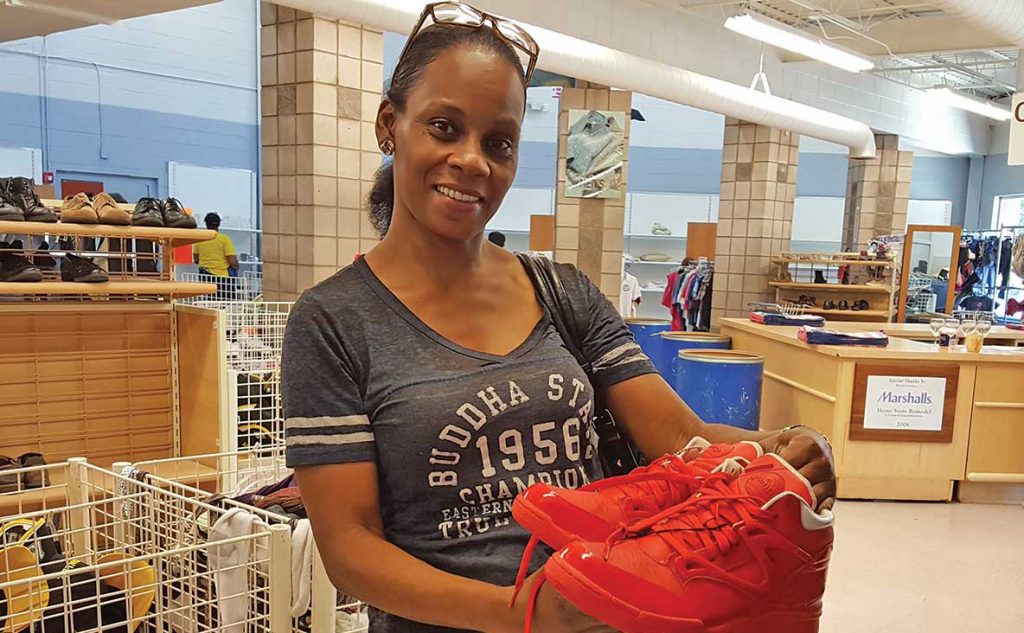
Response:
[0,0,258,199]
[979,154,1024,229]
[911,156,971,225]
[795,153,847,197]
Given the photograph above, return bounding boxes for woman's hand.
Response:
[761,426,836,511]
[493,569,618,633]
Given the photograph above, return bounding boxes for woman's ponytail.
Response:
[368,160,394,237]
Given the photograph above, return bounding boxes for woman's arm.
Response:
[296,462,616,633]
[603,373,836,508]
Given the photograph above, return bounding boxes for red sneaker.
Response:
[509,439,762,604]
[544,454,834,633]
[513,438,762,550]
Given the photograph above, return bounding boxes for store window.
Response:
[992,194,1024,229]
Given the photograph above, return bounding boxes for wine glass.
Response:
[941,318,959,348]
[976,317,993,339]
[960,315,977,339]
[929,317,944,348]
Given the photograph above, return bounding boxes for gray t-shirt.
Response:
[282,257,656,632]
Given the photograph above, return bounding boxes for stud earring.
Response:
[380,139,395,156]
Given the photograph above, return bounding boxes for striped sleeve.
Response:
[282,296,376,467]
[559,264,658,390]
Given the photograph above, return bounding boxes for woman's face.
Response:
[381,45,525,242]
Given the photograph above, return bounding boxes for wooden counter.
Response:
[719,318,1024,503]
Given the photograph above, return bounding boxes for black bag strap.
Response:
[516,253,591,372]
[517,253,641,475]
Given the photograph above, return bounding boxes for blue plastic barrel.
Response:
[624,318,671,365]
[651,332,731,388]
[675,350,764,430]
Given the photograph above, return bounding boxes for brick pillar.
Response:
[260,2,383,300]
[712,118,799,324]
[842,134,913,250]
[553,84,631,301]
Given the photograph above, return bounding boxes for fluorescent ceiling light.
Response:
[725,12,874,73]
[928,87,1011,122]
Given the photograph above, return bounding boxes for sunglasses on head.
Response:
[398,2,539,84]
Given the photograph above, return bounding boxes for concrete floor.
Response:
[822,500,1024,633]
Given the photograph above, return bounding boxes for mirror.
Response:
[898,224,962,322]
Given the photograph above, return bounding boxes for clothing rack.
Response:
[955,229,1002,314]
[993,225,1024,324]
[663,259,714,332]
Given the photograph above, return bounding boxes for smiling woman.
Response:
[367,22,529,239]
[281,3,836,633]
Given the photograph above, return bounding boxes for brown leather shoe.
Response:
[60,192,98,224]
[18,453,48,489]
[93,192,131,225]
[0,455,19,493]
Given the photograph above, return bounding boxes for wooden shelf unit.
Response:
[0,208,218,466]
[771,251,896,322]
[770,251,895,268]
[0,219,215,248]
[769,281,893,293]
[0,280,215,298]
[803,307,890,318]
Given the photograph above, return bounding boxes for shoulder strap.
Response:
[516,253,591,373]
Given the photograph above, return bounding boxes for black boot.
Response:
[814,270,827,284]
[8,177,58,223]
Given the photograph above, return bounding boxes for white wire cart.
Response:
[0,457,294,633]
[176,301,294,455]
[128,448,368,633]
[179,272,263,303]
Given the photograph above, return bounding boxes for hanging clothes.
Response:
[619,271,641,318]
[661,270,684,331]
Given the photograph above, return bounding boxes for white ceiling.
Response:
[0,0,222,42]
[653,0,1020,99]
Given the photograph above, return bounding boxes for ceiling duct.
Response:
[933,0,1024,47]
[271,0,877,157]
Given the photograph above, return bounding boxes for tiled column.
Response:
[553,84,631,301]
[842,134,913,250]
[260,2,382,300]
[712,118,800,324]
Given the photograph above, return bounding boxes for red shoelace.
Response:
[509,462,703,608]
[606,476,808,590]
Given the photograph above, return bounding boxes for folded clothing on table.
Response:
[750,312,826,327]
[798,326,889,347]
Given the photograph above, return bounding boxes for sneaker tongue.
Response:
[731,454,815,508]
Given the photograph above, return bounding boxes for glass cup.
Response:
[965,332,984,353]
[929,317,945,348]
[940,318,959,348]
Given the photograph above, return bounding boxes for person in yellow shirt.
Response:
[194,212,239,299]
[194,212,238,276]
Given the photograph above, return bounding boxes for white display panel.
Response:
[627,192,717,237]
[791,197,845,243]
[489,187,554,232]
[168,162,257,231]
[907,199,952,225]
[0,146,42,180]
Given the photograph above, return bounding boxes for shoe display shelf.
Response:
[0,219,217,473]
[130,447,368,632]
[0,457,299,633]
[175,301,293,458]
[770,251,896,322]
[0,217,216,301]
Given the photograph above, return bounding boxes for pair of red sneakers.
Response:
[511,438,834,633]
